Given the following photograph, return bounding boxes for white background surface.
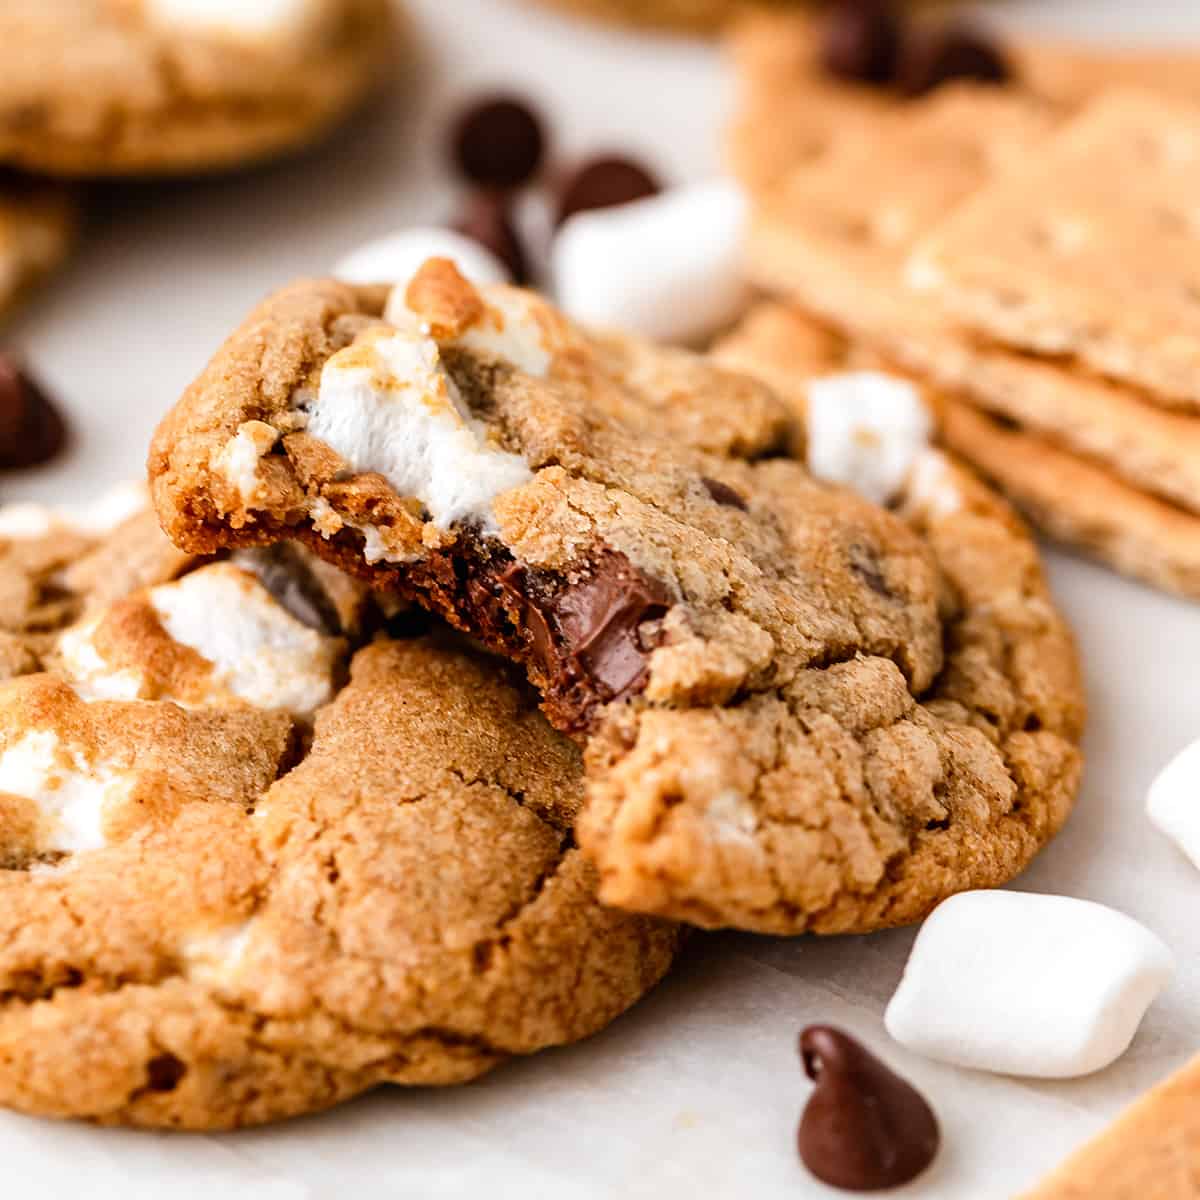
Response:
[4,1,1200,1196]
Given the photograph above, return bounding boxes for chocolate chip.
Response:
[556,156,661,227]
[452,189,530,284]
[820,0,902,84]
[849,543,891,598]
[231,545,344,636]
[145,1053,187,1093]
[897,24,1012,97]
[797,1026,939,1191]
[701,476,747,511]
[451,96,546,189]
[0,355,66,470]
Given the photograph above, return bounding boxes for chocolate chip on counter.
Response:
[452,189,530,284]
[0,354,67,470]
[556,156,661,227]
[701,476,748,511]
[897,24,1012,97]
[797,1026,939,1192]
[820,0,903,85]
[451,96,546,189]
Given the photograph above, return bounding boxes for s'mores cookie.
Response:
[0,0,395,175]
[148,260,1083,935]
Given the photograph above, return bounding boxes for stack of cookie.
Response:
[0,254,1084,1129]
[728,5,1200,600]
[0,0,394,332]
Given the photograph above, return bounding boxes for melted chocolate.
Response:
[404,539,670,733]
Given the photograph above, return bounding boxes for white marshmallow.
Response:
[885,890,1174,1078]
[301,329,532,540]
[145,0,322,43]
[56,619,145,701]
[552,179,750,344]
[334,229,510,289]
[148,564,343,717]
[1147,737,1200,870]
[0,729,134,854]
[806,372,932,506]
[213,421,279,504]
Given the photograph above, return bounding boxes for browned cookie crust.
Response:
[149,265,1083,935]
[0,611,677,1127]
[0,0,394,175]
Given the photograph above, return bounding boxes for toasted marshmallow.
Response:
[148,564,343,716]
[885,890,1174,1078]
[56,620,145,701]
[806,372,932,506]
[335,228,510,289]
[552,179,749,344]
[300,328,532,538]
[0,728,134,854]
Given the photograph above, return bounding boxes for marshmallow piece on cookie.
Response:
[807,372,933,506]
[334,228,511,289]
[1147,737,1200,870]
[301,302,533,539]
[552,179,749,343]
[886,891,1174,1078]
[58,563,345,717]
[0,480,148,541]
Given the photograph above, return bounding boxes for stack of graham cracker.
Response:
[724,10,1200,600]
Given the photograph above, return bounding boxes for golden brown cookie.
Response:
[0,0,394,175]
[0,553,677,1127]
[147,262,1084,935]
[909,89,1200,411]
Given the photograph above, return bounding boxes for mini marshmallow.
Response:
[885,890,1174,1079]
[551,179,749,344]
[806,372,932,506]
[1147,737,1200,870]
[301,328,532,537]
[334,229,510,289]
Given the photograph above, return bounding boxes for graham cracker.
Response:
[1020,1053,1200,1199]
[910,89,1200,411]
[940,403,1200,600]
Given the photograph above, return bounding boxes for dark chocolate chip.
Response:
[820,0,903,85]
[452,189,530,284]
[145,1053,187,1093]
[797,1026,939,1192]
[556,156,661,227]
[701,476,748,511]
[451,96,546,189]
[897,24,1012,97]
[231,546,344,636]
[0,355,66,470]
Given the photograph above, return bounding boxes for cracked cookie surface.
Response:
[0,0,394,175]
[0,549,677,1126]
[149,263,1084,934]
